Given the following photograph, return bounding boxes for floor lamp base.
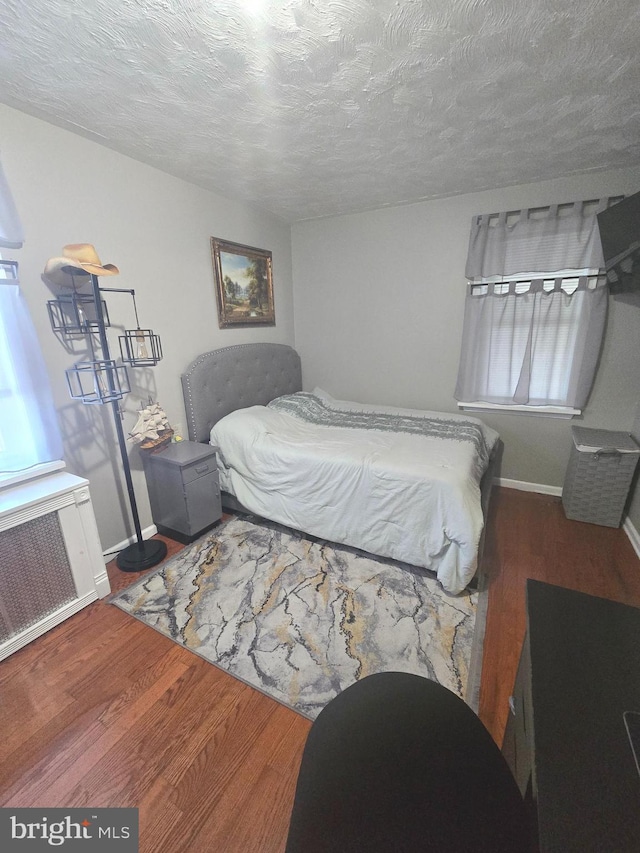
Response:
[116,538,168,572]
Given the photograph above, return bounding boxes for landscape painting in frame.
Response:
[211,238,275,328]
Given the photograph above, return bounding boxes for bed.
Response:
[181,343,500,594]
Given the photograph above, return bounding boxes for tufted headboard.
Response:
[181,343,302,444]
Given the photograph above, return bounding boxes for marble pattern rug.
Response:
[111,515,484,720]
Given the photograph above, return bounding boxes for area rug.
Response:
[110,515,486,720]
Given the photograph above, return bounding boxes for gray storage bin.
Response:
[562,427,639,527]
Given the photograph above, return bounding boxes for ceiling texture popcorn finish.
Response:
[0,0,639,221]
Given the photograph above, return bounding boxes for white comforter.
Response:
[210,390,499,594]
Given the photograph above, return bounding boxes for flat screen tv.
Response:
[597,190,640,293]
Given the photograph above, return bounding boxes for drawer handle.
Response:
[194,464,210,474]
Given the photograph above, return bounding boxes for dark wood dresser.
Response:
[502,579,640,852]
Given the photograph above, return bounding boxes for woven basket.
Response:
[562,427,639,527]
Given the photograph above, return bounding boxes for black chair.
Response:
[285,672,529,852]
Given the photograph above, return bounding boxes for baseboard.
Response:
[496,478,640,560]
[495,477,563,497]
[103,524,158,563]
[623,516,640,560]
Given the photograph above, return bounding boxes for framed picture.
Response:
[211,238,275,328]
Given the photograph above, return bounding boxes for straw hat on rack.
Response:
[43,244,119,294]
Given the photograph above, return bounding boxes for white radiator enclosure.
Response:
[0,467,110,661]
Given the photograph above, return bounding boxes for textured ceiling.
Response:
[1,0,639,221]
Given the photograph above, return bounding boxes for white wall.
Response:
[4,100,640,547]
[1,104,294,553]
[292,167,640,529]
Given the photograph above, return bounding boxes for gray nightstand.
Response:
[143,441,222,544]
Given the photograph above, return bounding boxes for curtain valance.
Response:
[472,275,600,296]
[0,158,24,249]
[465,200,608,280]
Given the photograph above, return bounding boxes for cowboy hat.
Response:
[42,244,119,293]
[63,244,119,276]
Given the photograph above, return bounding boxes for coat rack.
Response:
[44,246,166,572]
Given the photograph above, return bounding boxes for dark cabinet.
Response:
[503,580,640,852]
[502,631,533,798]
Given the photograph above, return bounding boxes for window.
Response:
[0,259,32,467]
[0,161,63,477]
[454,201,612,416]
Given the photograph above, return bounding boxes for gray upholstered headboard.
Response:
[181,343,302,444]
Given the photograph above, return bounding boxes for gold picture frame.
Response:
[211,238,275,328]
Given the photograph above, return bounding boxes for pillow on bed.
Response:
[311,387,334,401]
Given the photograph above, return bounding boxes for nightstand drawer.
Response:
[181,457,218,485]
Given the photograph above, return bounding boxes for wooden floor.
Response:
[1,488,640,851]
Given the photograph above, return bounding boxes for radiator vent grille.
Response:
[0,512,77,643]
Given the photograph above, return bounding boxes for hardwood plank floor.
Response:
[1,488,639,850]
[478,488,640,743]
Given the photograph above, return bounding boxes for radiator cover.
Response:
[0,469,110,660]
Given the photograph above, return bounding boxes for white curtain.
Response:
[465,201,606,280]
[454,279,608,408]
[0,157,63,472]
[0,159,25,250]
[0,282,64,471]
[455,200,609,409]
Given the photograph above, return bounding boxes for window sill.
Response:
[457,402,580,419]
[0,460,66,491]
